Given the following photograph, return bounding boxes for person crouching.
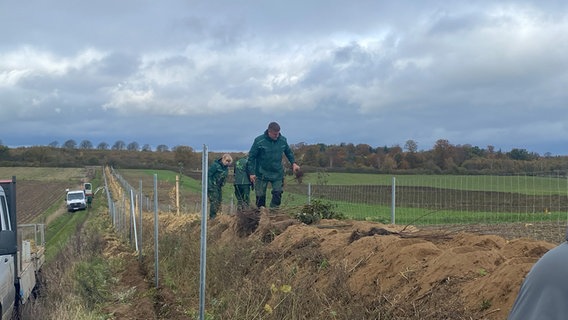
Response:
[208,153,232,219]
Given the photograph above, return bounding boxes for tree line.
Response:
[291,139,565,175]
[0,138,567,176]
[46,139,172,152]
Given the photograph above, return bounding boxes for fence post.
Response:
[199,145,209,320]
[230,194,234,214]
[176,175,180,215]
[391,176,396,224]
[139,179,143,260]
[154,174,159,288]
[130,189,139,252]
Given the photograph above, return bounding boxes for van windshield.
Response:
[68,193,84,200]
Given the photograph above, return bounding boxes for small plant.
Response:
[319,258,330,271]
[480,298,492,311]
[315,169,329,186]
[289,265,298,277]
[295,199,344,224]
[264,283,293,315]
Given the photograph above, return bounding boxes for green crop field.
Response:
[296,172,568,195]
[284,172,568,225]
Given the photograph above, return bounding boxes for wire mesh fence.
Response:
[108,166,568,243]
[285,172,568,242]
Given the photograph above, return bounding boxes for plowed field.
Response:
[0,167,90,223]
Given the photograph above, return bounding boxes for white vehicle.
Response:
[0,177,45,320]
[83,182,93,198]
[65,189,87,212]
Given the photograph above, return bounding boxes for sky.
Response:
[1,1,567,155]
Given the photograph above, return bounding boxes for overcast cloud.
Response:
[1,1,567,154]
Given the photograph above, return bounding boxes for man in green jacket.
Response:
[208,153,232,219]
[247,122,300,209]
[508,235,568,319]
[233,155,252,211]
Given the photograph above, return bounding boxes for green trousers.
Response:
[208,187,222,219]
[234,184,251,211]
[254,178,283,208]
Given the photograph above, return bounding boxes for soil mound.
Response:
[217,214,554,319]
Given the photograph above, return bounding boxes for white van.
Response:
[83,182,93,197]
[66,190,87,212]
[0,183,16,320]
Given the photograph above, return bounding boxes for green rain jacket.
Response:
[234,157,251,185]
[208,158,229,190]
[247,130,296,181]
[508,241,568,320]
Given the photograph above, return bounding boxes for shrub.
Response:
[295,199,344,224]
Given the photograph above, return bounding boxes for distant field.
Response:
[296,172,568,195]
[0,167,86,182]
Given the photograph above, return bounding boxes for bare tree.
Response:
[404,140,418,153]
[127,141,140,151]
[97,142,109,150]
[156,144,170,152]
[141,144,152,152]
[112,140,126,150]
[79,140,93,150]
[63,139,77,149]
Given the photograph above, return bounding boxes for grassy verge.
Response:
[44,209,89,262]
[24,204,117,319]
[25,167,135,319]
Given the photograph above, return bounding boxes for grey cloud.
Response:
[98,53,141,79]
[2,0,568,155]
[427,11,489,35]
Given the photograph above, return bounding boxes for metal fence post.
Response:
[199,145,209,320]
[130,189,139,252]
[308,183,311,204]
[154,174,159,288]
[391,176,396,224]
[139,180,143,260]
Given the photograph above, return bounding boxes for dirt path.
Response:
[45,205,67,225]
